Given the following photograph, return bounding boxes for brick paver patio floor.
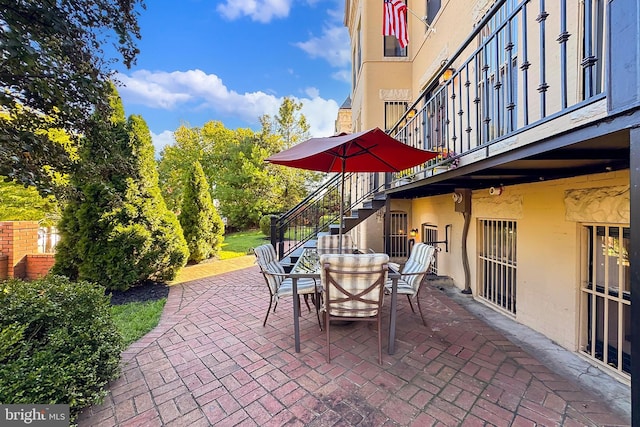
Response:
[78,257,631,426]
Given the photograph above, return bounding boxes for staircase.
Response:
[270,172,386,265]
[327,192,386,236]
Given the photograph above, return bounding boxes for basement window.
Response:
[478,219,517,314]
[580,225,630,377]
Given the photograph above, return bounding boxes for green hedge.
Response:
[259,214,277,237]
[0,276,123,423]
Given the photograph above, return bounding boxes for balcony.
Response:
[386,0,634,199]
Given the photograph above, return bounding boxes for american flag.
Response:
[383,0,408,48]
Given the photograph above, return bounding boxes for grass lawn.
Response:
[111,298,166,347]
[113,229,269,345]
[218,229,269,259]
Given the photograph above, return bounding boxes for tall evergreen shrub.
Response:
[179,161,224,262]
[53,87,188,290]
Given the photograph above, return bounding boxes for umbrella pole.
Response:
[339,169,344,253]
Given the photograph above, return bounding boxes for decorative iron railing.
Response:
[271,172,384,260]
[390,0,607,182]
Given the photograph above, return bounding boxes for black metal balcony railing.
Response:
[391,0,606,181]
[271,172,383,260]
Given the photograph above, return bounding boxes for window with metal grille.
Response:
[478,219,517,314]
[389,211,408,257]
[580,225,630,377]
[384,101,409,131]
[421,223,438,274]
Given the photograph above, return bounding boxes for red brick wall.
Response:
[0,223,13,275]
[26,255,56,280]
[0,221,54,280]
[0,254,7,279]
[14,256,27,279]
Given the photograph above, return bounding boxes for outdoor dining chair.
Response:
[320,253,389,364]
[385,242,436,326]
[317,234,357,254]
[254,244,322,329]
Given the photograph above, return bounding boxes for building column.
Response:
[630,126,640,426]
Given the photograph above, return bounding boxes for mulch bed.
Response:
[107,280,170,305]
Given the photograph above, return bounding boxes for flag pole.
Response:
[405,7,436,33]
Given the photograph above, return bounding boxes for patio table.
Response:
[289,247,401,354]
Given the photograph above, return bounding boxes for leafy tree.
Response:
[53,89,188,290]
[277,96,310,148]
[0,179,60,226]
[211,98,319,228]
[261,96,311,149]
[179,161,224,263]
[158,121,234,212]
[158,98,320,230]
[158,125,202,212]
[258,98,321,212]
[213,130,275,228]
[0,0,144,194]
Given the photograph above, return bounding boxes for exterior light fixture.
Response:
[399,108,418,128]
[439,67,456,85]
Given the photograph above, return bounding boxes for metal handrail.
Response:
[271,172,385,260]
[271,173,345,260]
[389,0,606,183]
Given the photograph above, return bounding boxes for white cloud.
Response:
[116,72,193,109]
[324,3,344,21]
[299,96,339,137]
[294,25,350,67]
[215,0,349,83]
[116,69,338,138]
[331,69,351,84]
[304,87,320,98]
[151,130,176,157]
[116,69,274,122]
[217,0,293,23]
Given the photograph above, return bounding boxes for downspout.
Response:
[461,211,472,294]
[454,188,472,294]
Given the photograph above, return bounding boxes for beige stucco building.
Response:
[339,0,637,394]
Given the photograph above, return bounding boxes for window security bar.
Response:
[424,224,451,252]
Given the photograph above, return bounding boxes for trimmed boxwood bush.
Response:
[0,276,124,423]
[259,214,277,237]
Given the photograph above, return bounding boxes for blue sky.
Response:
[113,0,351,155]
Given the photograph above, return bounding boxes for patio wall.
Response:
[0,221,56,280]
[403,170,629,354]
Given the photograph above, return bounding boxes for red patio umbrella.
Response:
[266,127,437,249]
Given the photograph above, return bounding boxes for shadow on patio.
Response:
[78,258,631,426]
